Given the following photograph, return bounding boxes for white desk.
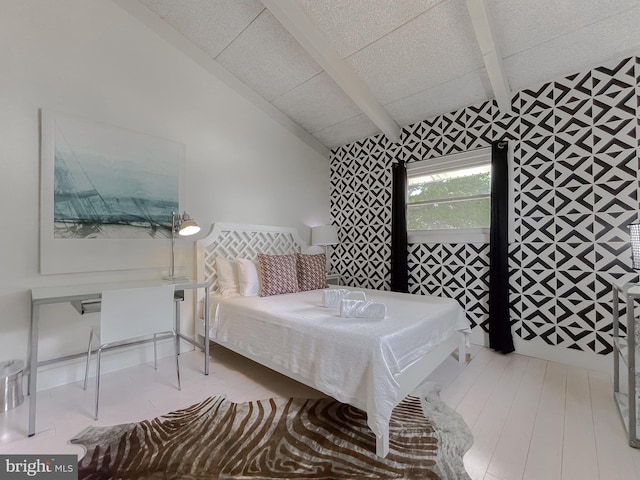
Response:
[28,277,211,437]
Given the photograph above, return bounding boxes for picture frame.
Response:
[39,109,185,274]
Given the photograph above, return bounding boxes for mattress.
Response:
[205,287,470,441]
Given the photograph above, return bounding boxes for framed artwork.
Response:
[40,109,185,274]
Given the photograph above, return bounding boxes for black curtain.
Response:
[390,161,409,293]
[489,141,515,354]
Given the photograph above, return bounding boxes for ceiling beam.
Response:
[466,0,512,113]
[261,0,401,143]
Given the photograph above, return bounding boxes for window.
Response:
[407,147,491,243]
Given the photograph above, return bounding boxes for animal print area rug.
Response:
[70,383,472,479]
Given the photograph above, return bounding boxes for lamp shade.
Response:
[178,214,200,236]
[311,225,338,246]
[630,223,640,271]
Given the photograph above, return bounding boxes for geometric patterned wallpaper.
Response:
[330,55,640,356]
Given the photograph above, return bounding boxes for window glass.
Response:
[407,165,491,231]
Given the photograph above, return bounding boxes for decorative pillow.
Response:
[296,252,327,291]
[257,253,299,297]
[215,257,239,295]
[236,258,260,296]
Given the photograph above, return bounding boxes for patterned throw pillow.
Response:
[296,253,327,291]
[257,253,299,296]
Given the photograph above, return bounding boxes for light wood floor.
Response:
[1,345,639,479]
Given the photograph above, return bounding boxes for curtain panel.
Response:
[489,141,515,354]
[390,161,409,293]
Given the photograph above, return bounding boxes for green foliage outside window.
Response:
[407,166,491,230]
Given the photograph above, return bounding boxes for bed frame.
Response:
[196,222,466,457]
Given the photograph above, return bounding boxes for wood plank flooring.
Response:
[0,345,639,479]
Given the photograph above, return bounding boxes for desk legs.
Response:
[204,285,210,375]
[174,300,181,356]
[28,303,39,437]
[174,286,210,375]
[627,294,637,445]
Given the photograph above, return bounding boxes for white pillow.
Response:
[215,257,239,295]
[236,258,260,296]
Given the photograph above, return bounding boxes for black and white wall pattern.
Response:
[329,55,640,356]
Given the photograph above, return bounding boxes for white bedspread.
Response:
[208,287,470,442]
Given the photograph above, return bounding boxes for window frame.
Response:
[406,147,492,244]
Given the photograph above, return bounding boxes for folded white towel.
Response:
[322,289,348,308]
[344,291,366,301]
[340,299,387,319]
[322,289,366,308]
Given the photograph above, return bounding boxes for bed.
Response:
[195,222,470,457]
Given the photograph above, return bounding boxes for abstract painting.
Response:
[52,117,179,239]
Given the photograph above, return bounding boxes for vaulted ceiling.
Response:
[122,0,640,155]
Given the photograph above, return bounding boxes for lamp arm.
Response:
[169,212,179,279]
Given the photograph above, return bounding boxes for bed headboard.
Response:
[196,222,307,290]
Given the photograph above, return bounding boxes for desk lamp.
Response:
[166,211,200,281]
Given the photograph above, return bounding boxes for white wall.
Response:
[0,0,330,387]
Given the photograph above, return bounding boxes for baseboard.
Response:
[32,339,194,392]
[470,329,610,374]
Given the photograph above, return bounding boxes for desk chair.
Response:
[83,284,180,420]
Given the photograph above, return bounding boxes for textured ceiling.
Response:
[135,0,640,152]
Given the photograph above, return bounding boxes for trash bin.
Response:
[0,359,24,413]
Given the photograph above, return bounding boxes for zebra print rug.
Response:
[70,383,472,479]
